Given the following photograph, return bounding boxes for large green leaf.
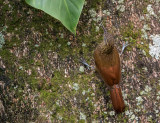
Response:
[25,0,85,34]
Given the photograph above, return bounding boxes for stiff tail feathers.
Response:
[110,84,125,113]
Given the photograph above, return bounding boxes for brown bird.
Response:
[94,30,125,113]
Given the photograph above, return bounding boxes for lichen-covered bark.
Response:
[0,0,160,122]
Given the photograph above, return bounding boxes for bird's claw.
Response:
[80,58,94,70]
[121,41,129,55]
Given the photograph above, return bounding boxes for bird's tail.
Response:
[110,84,125,113]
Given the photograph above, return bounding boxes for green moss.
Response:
[143,8,148,14]
[38,69,97,121]
[120,22,149,57]
[36,116,48,123]
[0,0,109,122]
[121,22,141,40]
[123,118,128,123]
[79,120,86,123]
[85,0,103,9]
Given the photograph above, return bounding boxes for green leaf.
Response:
[25,0,85,34]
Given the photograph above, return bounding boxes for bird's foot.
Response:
[120,41,129,55]
[79,58,95,70]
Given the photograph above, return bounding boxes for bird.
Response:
[93,25,125,113]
